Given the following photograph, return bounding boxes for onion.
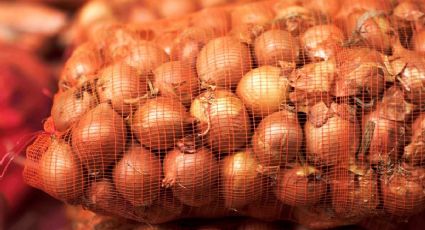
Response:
[87,179,127,213]
[231,2,274,28]
[229,23,269,45]
[275,165,326,207]
[190,90,251,154]
[393,1,425,44]
[344,9,395,53]
[127,6,159,24]
[289,60,336,111]
[404,114,425,165]
[241,190,291,221]
[170,27,215,68]
[113,145,161,207]
[156,0,198,18]
[333,48,386,98]
[162,136,218,207]
[303,0,341,18]
[72,103,126,175]
[97,63,148,116]
[254,29,299,67]
[190,8,231,36]
[252,110,303,172]
[51,86,97,132]
[378,85,415,122]
[413,29,425,54]
[40,138,83,201]
[199,0,228,8]
[237,219,281,230]
[336,0,393,19]
[300,24,344,61]
[153,61,200,107]
[381,166,425,216]
[196,36,252,89]
[273,5,314,36]
[113,40,170,75]
[131,97,190,150]
[236,66,290,116]
[331,165,379,219]
[99,25,145,60]
[222,149,264,209]
[360,104,406,165]
[133,191,183,224]
[294,205,359,229]
[305,102,360,166]
[60,42,102,87]
[154,30,179,56]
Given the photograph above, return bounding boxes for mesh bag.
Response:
[23,0,425,228]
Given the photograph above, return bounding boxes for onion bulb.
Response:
[331,165,379,219]
[275,165,326,207]
[300,24,344,61]
[303,0,341,18]
[413,29,425,54]
[190,90,251,154]
[231,3,274,28]
[113,146,161,207]
[222,149,264,209]
[305,102,360,166]
[190,8,231,35]
[131,97,190,150]
[404,114,425,165]
[156,0,198,18]
[162,136,218,207]
[273,5,314,36]
[72,103,126,175]
[40,138,83,201]
[51,87,97,132]
[196,36,252,89]
[236,66,290,116]
[97,63,148,116]
[87,179,127,213]
[381,166,425,216]
[393,1,425,43]
[252,110,303,172]
[153,61,200,107]
[133,191,183,224]
[254,29,299,67]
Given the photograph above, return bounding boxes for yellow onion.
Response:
[196,36,252,89]
[190,8,231,36]
[231,2,275,28]
[303,0,341,18]
[236,66,290,116]
[254,29,299,67]
[404,114,425,165]
[300,24,344,61]
[156,0,199,18]
[273,4,314,36]
[413,29,425,54]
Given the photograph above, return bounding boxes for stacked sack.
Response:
[25,0,425,228]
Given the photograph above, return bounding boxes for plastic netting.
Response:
[23,0,425,228]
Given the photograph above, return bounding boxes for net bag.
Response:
[23,0,425,228]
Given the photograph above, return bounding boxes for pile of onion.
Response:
[305,102,360,166]
[190,90,251,154]
[162,136,218,207]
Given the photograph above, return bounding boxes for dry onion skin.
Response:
[331,165,379,219]
[413,29,425,54]
[381,167,425,217]
[275,165,326,207]
[273,4,315,36]
[113,146,161,207]
[305,102,360,166]
[252,110,303,172]
[190,90,251,154]
[131,97,190,150]
[236,66,290,116]
[51,87,97,132]
[222,149,263,209]
[40,138,84,202]
[196,36,252,89]
[300,24,345,61]
[404,114,425,166]
[153,61,200,107]
[162,137,218,207]
[254,29,299,67]
[97,63,148,116]
[72,103,126,175]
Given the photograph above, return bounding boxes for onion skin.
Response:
[413,30,425,54]
[331,166,379,219]
[51,87,96,132]
[273,5,314,36]
[252,110,303,170]
[162,138,218,207]
[60,42,102,87]
[275,165,326,207]
[236,66,290,116]
[190,90,251,154]
[72,103,126,175]
[153,61,200,107]
[40,138,83,202]
[382,167,425,217]
[222,150,263,209]
[97,63,148,116]
[231,2,275,28]
[254,29,299,67]
[196,36,252,89]
[404,114,425,165]
[305,102,360,166]
[333,48,386,97]
[300,24,344,61]
[113,146,161,207]
[131,97,190,150]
